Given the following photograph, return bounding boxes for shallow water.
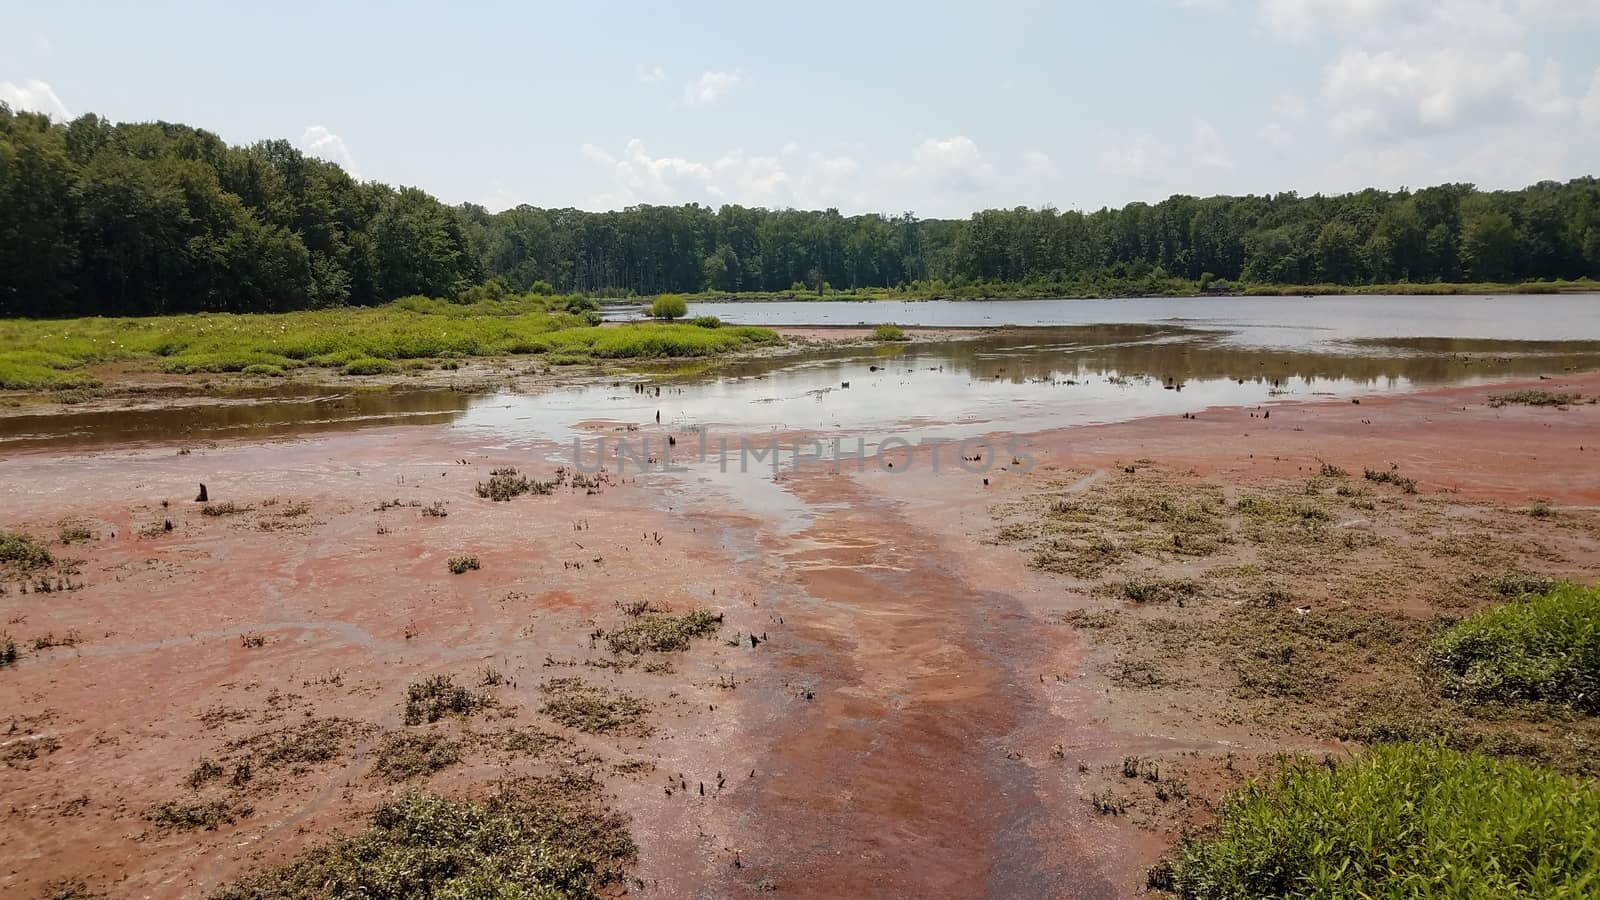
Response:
[5,312,1599,453]
[610,293,1600,346]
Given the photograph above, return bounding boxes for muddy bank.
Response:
[1,370,1597,897]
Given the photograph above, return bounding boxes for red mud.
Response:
[1,369,1597,898]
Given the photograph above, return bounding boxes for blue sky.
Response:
[4,1,1599,217]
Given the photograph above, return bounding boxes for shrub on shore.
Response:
[1428,582,1599,711]
[1161,743,1600,898]
[873,323,909,341]
[649,294,689,320]
[0,530,54,569]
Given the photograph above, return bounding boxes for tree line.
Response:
[4,104,1600,318]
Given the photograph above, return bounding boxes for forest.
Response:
[4,104,1600,318]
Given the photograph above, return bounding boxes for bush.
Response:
[1167,743,1600,898]
[690,315,722,329]
[649,294,689,320]
[0,530,54,569]
[403,675,482,725]
[447,555,480,575]
[873,323,909,342]
[341,357,397,376]
[1429,582,1600,710]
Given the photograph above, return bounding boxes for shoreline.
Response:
[2,368,1597,896]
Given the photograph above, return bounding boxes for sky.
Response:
[3,0,1599,218]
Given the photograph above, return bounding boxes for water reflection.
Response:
[4,323,1598,453]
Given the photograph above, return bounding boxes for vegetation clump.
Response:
[447,555,480,575]
[143,799,252,831]
[1489,390,1582,408]
[474,467,553,501]
[0,634,16,667]
[370,732,463,782]
[540,679,649,734]
[1363,465,1418,494]
[201,501,251,517]
[1429,582,1600,711]
[690,315,721,328]
[649,294,688,320]
[872,323,909,341]
[605,607,723,654]
[1163,743,1600,899]
[404,675,486,725]
[340,357,397,376]
[211,781,635,900]
[0,529,54,569]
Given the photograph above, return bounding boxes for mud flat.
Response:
[1,354,1598,896]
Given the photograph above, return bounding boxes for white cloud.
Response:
[886,136,994,192]
[1275,93,1309,120]
[1189,121,1234,169]
[1582,67,1600,125]
[1260,0,1524,45]
[1443,129,1569,183]
[636,64,665,84]
[683,71,740,107]
[0,79,69,119]
[299,125,358,175]
[1517,0,1600,22]
[580,139,865,210]
[1021,149,1059,178]
[1098,135,1173,185]
[1259,122,1297,150]
[1323,47,1570,138]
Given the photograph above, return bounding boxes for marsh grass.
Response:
[1166,743,1600,899]
[872,323,909,342]
[0,300,778,390]
[370,731,463,782]
[211,778,635,900]
[404,675,487,726]
[143,799,252,831]
[0,529,54,569]
[1429,582,1600,712]
[1489,390,1583,408]
[540,679,649,734]
[605,607,722,654]
[474,467,552,501]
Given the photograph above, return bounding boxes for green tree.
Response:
[650,293,688,320]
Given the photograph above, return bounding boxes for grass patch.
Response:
[605,607,723,654]
[1364,464,1418,494]
[212,779,635,900]
[475,467,553,501]
[872,323,908,342]
[370,732,463,782]
[340,357,397,376]
[540,679,649,734]
[0,529,54,569]
[1120,577,1199,605]
[1162,743,1600,899]
[447,555,480,575]
[1429,582,1600,712]
[1489,390,1582,408]
[404,675,486,726]
[0,301,779,391]
[143,799,252,831]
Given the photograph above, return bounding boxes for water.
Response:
[6,297,1600,452]
[608,294,1600,346]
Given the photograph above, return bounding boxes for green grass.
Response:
[212,781,635,900]
[0,529,54,569]
[0,297,778,391]
[1429,582,1600,712]
[872,323,908,342]
[1163,742,1600,899]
